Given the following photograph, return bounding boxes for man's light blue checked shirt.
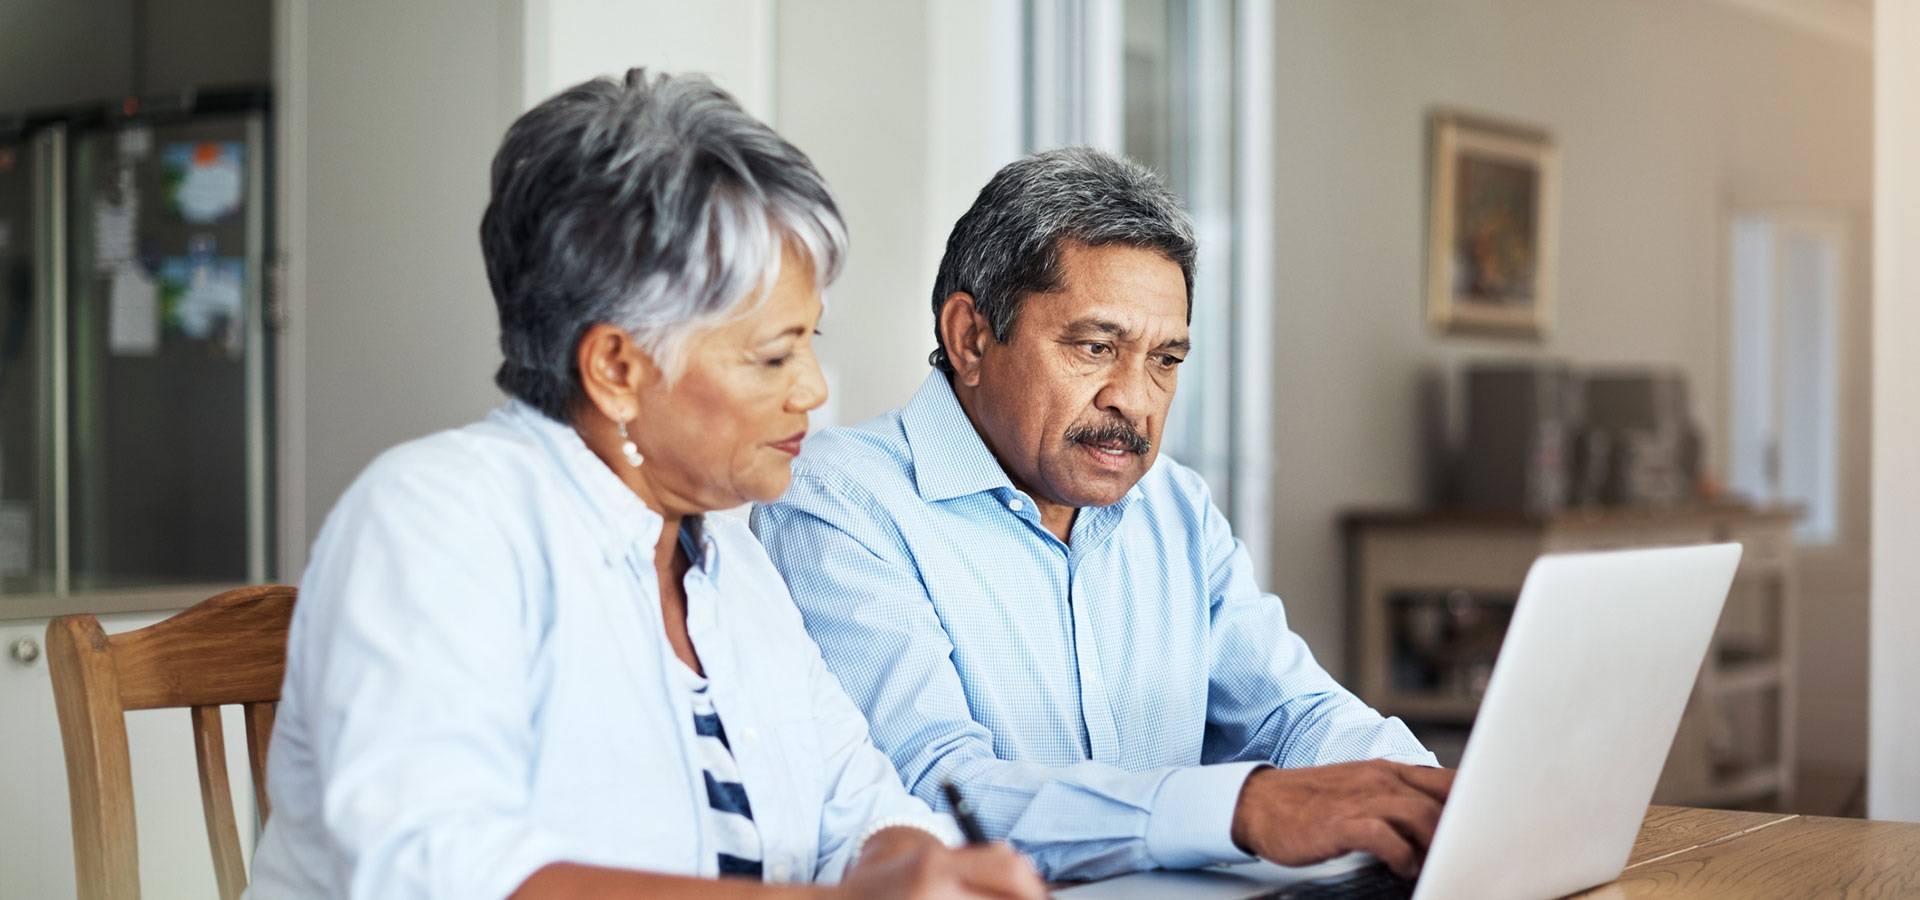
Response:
[751,372,1436,881]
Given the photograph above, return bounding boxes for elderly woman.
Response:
[247,71,1043,900]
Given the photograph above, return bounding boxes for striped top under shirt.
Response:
[672,660,765,879]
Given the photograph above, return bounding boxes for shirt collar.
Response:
[900,371,1017,502]
[496,401,718,573]
[897,371,1152,518]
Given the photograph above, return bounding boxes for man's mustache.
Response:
[1064,419,1152,456]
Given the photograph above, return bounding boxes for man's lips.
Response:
[771,431,807,456]
[1076,440,1139,469]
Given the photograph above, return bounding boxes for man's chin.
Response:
[1057,464,1149,507]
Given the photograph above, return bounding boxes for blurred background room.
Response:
[1,1,1917,896]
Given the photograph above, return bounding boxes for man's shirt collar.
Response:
[896,369,1147,517]
[900,371,1018,502]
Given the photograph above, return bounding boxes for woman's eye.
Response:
[765,355,791,368]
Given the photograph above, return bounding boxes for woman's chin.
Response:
[692,469,792,510]
[743,466,796,505]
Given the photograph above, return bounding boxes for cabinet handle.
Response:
[9,638,39,666]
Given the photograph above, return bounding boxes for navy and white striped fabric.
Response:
[752,371,1436,881]
[674,662,764,880]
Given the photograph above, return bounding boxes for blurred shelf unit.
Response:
[1341,504,1799,810]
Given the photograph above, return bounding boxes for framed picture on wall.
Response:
[1425,111,1559,338]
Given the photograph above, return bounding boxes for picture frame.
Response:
[1425,111,1559,338]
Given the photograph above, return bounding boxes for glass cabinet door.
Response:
[64,114,270,592]
[0,132,60,597]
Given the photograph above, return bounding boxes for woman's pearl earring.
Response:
[616,417,644,468]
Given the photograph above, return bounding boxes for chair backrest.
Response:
[46,585,296,900]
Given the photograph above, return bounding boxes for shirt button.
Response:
[769,862,790,881]
[740,727,758,743]
[1007,498,1025,512]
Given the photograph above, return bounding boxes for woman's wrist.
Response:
[853,824,947,871]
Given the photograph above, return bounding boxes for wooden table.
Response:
[1571,806,1920,897]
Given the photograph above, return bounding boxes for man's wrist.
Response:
[1145,761,1267,869]
[1229,764,1277,854]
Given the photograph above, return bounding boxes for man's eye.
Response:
[1082,342,1113,357]
[1158,354,1186,368]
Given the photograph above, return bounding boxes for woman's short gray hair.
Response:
[482,68,847,420]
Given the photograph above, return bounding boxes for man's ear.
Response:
[574,323,662,424]
[937,292,994,387]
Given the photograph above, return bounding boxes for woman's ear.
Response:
[574,323,661,423]
[937,292,993,388]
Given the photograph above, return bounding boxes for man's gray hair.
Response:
[482,68,847,420]
[928,146,1195,374]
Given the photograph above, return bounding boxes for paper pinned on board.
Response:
[94,200,137,270]
[157,256,245,356]
[164,142,245,224]
[117,126,152,162]
[94,166,141,271]
[108,264,160,356]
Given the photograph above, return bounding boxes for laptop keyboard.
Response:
[1247,863,1415,899]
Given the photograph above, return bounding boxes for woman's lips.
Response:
[771,431,807,456]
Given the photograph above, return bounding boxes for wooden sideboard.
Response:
[1342,505,1799,808]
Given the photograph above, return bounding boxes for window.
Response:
[1727,210,1844,544]
[1024,0,1274,572]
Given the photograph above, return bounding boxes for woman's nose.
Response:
[789,357,829,413]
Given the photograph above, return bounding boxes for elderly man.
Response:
[751,148,1449,883]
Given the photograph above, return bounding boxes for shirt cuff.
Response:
[473,829,574,900]
[1144,761,1267,870]
[854,814,963,858]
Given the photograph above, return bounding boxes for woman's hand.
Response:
[832,828,1047,900]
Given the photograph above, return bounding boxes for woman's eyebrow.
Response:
[754,323,811,343]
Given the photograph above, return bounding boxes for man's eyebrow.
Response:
[1159,337,1193,354]
[1060,317,1132,339]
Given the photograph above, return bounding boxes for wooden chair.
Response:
[46,585,296,900]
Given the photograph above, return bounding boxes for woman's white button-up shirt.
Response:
[248,402,951,899]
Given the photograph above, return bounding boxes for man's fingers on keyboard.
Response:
[1341,818,1418,880]
[1392,764,1455,803]
[1377,795,1443,851]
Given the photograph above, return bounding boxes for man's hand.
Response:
[831,827,1046,900]
[1229,761,1456,880]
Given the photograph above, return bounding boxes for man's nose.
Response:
[1093,357,1155,421]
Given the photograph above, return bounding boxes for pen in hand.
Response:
[942,781,991,845]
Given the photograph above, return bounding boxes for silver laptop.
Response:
[1059,543,1743,900]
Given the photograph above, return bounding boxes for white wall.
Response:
[1261,0,1872,782]
[521,0,776,117]
[279,0,1004,565]
[776,0,1021,428]
[279,0,526,567]
[1870,0,1920,823]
